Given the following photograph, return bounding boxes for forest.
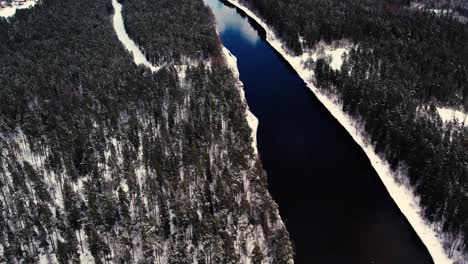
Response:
[121,0,221,64]
[0,0,293,263]
[242,0,468,258]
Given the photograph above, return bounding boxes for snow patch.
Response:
[0,0,37,18]
[323,47,349,71]
[225,0,459,263]
[111,0,162,72]
[309,41,350,71]
[39,253,57,264]
[437,107,467,126]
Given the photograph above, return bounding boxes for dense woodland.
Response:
[0,0,293,263]
[122,0,221,64]
[243,0,468,258]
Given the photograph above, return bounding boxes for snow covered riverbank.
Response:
[224,0,460,263]
[0,0,37,18]
[111,0,161,72]
[222,47,259,155]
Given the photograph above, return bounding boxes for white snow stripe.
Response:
[111,0,161,72]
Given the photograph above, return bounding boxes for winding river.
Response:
[204,0,434,263]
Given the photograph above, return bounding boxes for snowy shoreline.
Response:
[224,0,459,263]
[221,47,259,155]
[221,45,293,264]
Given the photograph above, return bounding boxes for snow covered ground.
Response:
[322,47,348,71]
[0,0,37,18]
[224,0,461,263]
[437,107,467,126]
[111,0,161,72]
[308,40,351,71]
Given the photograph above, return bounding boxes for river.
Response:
[203,0,434,263]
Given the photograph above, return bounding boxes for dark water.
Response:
[203,0,434,263]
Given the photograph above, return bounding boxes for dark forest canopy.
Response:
[0,0,293,262]
[243,0,468,257]
[122,0,222,64]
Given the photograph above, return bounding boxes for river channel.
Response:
[204,0,434,263]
